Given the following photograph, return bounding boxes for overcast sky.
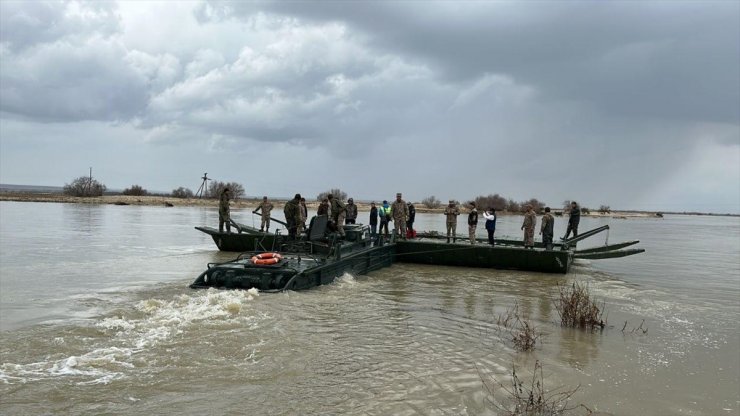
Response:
[1,1,738,213]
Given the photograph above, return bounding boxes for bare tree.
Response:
[208,181,245,199]
[171,187,194,198]
[122,185,148,196]
[473,194,507,211]
[63,176,106,197]
[421,195,441,209]
[522,198,546,214]
[316,188,347,201]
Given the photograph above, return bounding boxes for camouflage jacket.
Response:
[284,198,300,222]
[346,203,358,220]
[391,200,408,221]
[444,206,460,223]
[522,211,537,229]
[219,192,230,214]
[330,199,346,218]
[256,201,273,217]
[541,213,554,234]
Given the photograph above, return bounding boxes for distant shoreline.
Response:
[1,191,725,218]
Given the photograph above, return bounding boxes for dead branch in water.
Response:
[621,319,648,335]
[496,302,542,352]
[479,360,592,415]
[554,282,606,331]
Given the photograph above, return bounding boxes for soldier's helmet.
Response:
[348,198,353,203]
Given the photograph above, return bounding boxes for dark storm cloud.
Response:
[210,0,740,125]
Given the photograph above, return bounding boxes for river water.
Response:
[0,201,738,415]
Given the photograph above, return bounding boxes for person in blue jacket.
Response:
[483,208,497,246]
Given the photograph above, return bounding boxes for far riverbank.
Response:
[0,191,670,219]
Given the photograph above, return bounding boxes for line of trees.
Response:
[418,194,594,214]
[61,174,247,200]
[61,176,600,213]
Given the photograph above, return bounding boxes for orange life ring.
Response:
[254,252,283,260]
[251,256,280,265]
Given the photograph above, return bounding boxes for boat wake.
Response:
[0,289,265,386]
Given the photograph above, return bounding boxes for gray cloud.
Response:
[0,1,737,212]
[213,1,739,125]
[0,1,120,51]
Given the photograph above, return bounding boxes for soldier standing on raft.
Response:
[563,201,581,240]
[540,207,555,250]
[298,197,308,234]
[521,204,537,249]
[283,194,301,240]
[345,198,358,224]
[328,194,347,237]
[467,202,478,245]
[444,200,460,243]
[254,196,274,232]
[218,187,231,233]
[391,193,409,239]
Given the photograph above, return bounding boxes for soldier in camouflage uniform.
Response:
[254,196,274,232]
[345,198,358,224]
[563,201,580,240]
[218,187,231,233]
[283,193,301,240]
[467,202,478,245]
[390,193,409,239]
[444,200,460,243]
[521,204,537,249]
[297,197,308,234]
[540,207,555,250]
[327,194,347,237]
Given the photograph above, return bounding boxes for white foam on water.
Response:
[333,273,358,288]
[0,288,265,385]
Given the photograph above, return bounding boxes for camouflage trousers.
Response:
[523,227,535,247]
[297,219,306,234]
[446,222,457,238]
[394,218,406,238]
[261,216,270,231]
[219,209,230,233]
[468,225,477,244]
[334,213,346,236]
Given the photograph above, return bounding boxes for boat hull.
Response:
[190,243,395,291]
[394,240,572,273]
[195,226,281,252]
